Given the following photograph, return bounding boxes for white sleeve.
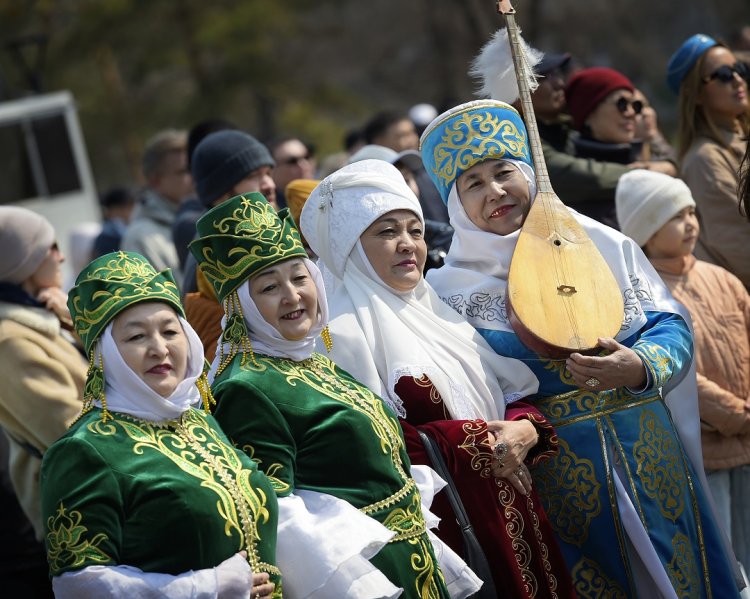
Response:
[52,553,253,599]
[411,465,484,599]
[276,490,401,599]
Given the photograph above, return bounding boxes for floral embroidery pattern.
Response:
[667,532,699,598]
[633,410,684,521]
[571,557,627,599]
[532,438,601,545]
[458,420,492,478]
[46,504,111,575]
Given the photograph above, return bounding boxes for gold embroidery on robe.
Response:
[632,410,684,521]
[667,532,700,598]
[458,420,492,478]
[86,410,279,577]
[571,557,627,599]
[632,341,673,388]
[47,503,111,575]
[532,437,601,545]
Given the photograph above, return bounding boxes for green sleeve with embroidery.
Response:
[41,436,120,576]
[213,378,295,497]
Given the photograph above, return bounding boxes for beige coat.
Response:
[0,301,86,538]
[680,127,750,289]
[652,255,750,470]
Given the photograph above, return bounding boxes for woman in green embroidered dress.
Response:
[190,192,480,598]
[40,251,280,599]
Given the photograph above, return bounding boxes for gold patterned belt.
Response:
[361,486,427,543]
[535,387,662,428]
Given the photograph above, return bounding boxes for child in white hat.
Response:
[616,169,750,570]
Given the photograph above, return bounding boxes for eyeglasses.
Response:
[610,96,644,115]
[280,154,310,166]
[702,62,749,84]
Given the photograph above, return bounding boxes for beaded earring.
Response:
[75,343,111,424]
[320,325,333,352]
[216,290,258,377]
[196,360,217,413]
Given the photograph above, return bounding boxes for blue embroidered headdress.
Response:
[419,99,532,204]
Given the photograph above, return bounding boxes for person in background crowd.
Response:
[268,136,316,209]
[363,110,420,152]
[421,99,742,597]
[668,33,750,289]
[302,159,576,598]
[565,67,676,228]
[632,88,677,162]
[364,110,449,225]
[172,118,237,271]
[190,191,480,598]
[0,207,86,540]
[92,186,136,259]
[121,129,192,283]
[42,251,279,598]
[183,129,276,360]
[616,169,750,572]
[527,51,635,216]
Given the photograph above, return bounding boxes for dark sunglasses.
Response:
[702,62,749,84]
[612,97,644,115]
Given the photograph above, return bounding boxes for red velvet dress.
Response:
[396,375,576,599]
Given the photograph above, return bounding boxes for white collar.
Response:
[97,316,203,422]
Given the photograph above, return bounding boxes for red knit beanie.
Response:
[565,67,635,130]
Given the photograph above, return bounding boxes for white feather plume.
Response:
[470,27,544,104]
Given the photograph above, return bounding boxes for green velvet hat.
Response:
[189,192,307,303]
[68,251,184,355]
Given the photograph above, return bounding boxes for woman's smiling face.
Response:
[248,258,318,340]
[456,160,531,236]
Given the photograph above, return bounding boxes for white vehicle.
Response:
[0,90,99,284]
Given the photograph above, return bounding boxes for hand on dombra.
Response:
[566,337,647,392]
[215,551,269,599]
[487,419,538,495]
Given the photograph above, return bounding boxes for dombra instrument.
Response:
[498,0,624,358]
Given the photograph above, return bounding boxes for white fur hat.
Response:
[615,169,696,247]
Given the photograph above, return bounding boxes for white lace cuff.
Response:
[276,490,401,598]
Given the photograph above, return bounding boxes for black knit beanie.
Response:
[191,130,275,207]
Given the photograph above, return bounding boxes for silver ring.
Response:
[585,377,600,388]
[492,441,509,467]
[516,467,525,478]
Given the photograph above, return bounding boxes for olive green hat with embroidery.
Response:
[68,251,184,355]
[189,192,307,303]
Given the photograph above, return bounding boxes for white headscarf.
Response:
[301,159,538,420]
[210,258,329,375]
[96,315,204,422]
